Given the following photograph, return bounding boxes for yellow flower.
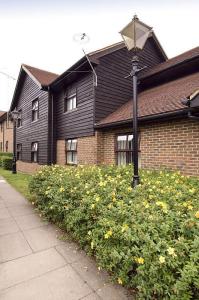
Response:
[135,257,144,264]
[104,230,113,239]
[59,187,65,193]
[127,187,132,192]
[167,247,176,256]
[91,241,94,249]
[121,224,129,233]
[118,278,123,285]
[195,211,199,218]
[159,256,166,264]
[108,203,113,209]
[91,204,95,209]
[188,205,193,210]
[95,196,100,202]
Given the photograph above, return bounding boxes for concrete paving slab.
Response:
[56,242,86,264]
[14,213,48,231]
[7,204,34,217]
[0,200,6,208]
[0,218,19,236]
[96,284,131,300]
[0,266,92,300]
[72,256,110,290]
[0,231,32,263]
[23,225,63,251]
[0,248,66,290]
[0,207,11,220]
[81,292,101,299]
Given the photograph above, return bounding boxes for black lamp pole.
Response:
[132,56,140,187]
[12,119,17,174]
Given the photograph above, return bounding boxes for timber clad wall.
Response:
[95,38,165,123]
[16,74,49,164]
[0,118,13,153]
[55,73,95,140]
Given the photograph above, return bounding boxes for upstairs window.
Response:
[65,94,77,112]
[66,139,77,164]
[31,142,38,163]
[32,99,39,122]
[16,110,22,128]
[17,144,22,160]
[116,134,133,165]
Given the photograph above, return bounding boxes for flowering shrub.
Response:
[29,165,199,299]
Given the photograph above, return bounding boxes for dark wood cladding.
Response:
[54,73,94,140]
[16,73,49,164]
[95,38,165,123]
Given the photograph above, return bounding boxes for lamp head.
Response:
[120,15,152,51]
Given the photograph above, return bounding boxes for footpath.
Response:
[0,176,132,300]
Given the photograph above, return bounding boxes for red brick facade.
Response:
[57,118,199,176]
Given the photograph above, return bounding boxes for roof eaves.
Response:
[22,65,42,89]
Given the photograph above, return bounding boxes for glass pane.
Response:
[128,135,133,150]
[71,139,77,150]
[32,142,38,151]
[33,152,37,162]
[67,140,71,150]
[73,152,77,164]
[32,100,38,110]
[67,152,73,163]
[72,96,77,109]
[118,152,127,165]
[67,99,72,111]
[117,135,127,150]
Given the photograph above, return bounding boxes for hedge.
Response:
[0,156,13,170]
[29,165,199,299]
[0,152,12,157]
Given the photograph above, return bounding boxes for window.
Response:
[5,141,8,152]
[0,123,3,132]
[116,134,133,165]
[64,94,77,112]
[32,99,39,121]
[17,144,22,160]
[31,142,38,162]
[16,110,22,128]
[66,139,77,164]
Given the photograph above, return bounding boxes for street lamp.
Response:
[120,15,152,187]
[11,108,19,174]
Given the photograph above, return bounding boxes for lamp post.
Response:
[11,108,19,174]
[120,15,152,187]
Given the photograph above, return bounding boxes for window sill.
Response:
[64,108,78,114]
[31,119,39,123]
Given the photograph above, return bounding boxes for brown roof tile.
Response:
[141,46,199,79]
[97,72,199,126]
[22,64,59,86]
[0,111,6,118]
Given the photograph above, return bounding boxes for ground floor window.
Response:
[17,144,22,160]
[66,139,77,164]
[5,141,8,152]
[116,134,133,165]
[31,142,38,162]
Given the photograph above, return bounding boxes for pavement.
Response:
[0,176,132,300]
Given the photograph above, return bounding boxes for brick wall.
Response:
[100,118,199,176]
[56,140,65,165]
[17,160,41,174]
[0,119,13,153]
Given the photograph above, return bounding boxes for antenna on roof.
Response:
[73,33,97,87]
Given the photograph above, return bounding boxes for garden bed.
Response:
[29,165,199,299]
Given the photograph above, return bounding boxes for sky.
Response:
[0,0,198,111]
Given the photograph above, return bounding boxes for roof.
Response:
[51,33,167,88]
[141,46,199,79]
[97,71,199,127]
[22,64,59,87]
[0,111,6,118]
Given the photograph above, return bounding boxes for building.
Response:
[0,111,13,153]
[10,33,199,175]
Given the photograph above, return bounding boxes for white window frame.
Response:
[66,139,77,165]
[65,94,77,112]
[32,99,39,122]
[31,142,38,163]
